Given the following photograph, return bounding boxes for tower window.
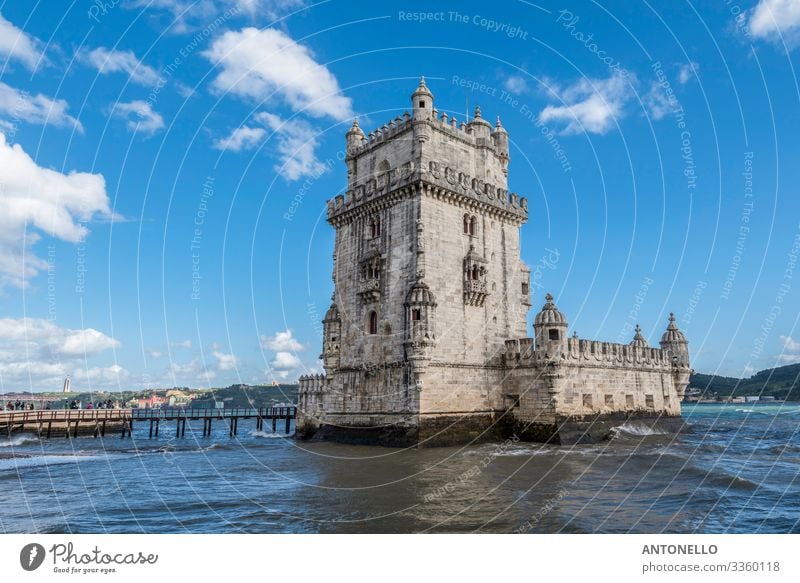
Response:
[522,282,529,295]
[369,216,381,238]
[469,216,477,236]
[548,329,560,341]
[368,311,378,335]
[411,309,421,321]
[419,100,425,108]
[463,214,469,234]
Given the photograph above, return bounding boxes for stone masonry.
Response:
[297,78,692,446]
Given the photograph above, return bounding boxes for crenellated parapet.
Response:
[298,374,328,395]
[504,336,684,371]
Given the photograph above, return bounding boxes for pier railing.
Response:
[0,407,297,439]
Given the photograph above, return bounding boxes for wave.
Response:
[610,422,672,438]
[0,434,40,448]
[249,430,293,439]
[0,453,110,472]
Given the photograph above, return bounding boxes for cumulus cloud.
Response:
[0,133,112,287]
[213,125,266,152]
[776,335,800,364]
[538,73,633,135]
[0,317,121,391]
[677,62,698,84]
[270,351,302,371]
[261,329,303,351]
[504,75,528,95]
[203,27,352,120]
[80,47,162,86]
[213,350,240,371]
[214,113,326,180]
[0,81,83,132]
[747,0,800,42]
[0,12,42,69]
[112,100,165,135]
[256,112,327,180]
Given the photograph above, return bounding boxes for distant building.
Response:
[297,78,692,446]
[63,376,71,393]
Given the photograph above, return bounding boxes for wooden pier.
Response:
[0,407,296,439]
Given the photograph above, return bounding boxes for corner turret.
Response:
[659,313,689,366]
[533,293,568,355]
[411,76,434,120]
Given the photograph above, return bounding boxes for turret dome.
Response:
[630,324,649,348]
[660,313,686,344]
[534,293,567,326]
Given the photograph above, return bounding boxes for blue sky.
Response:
[1,0,800,392]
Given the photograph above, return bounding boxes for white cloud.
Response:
[677,62,698,84]
[270,351,302,371]
[174,339,192,349]
[112,100,165,135]
[213,125,266,151]
[75,364,129,384]
[261,329,303,351]
[643,82,677,121]
[504,75,527,95]
[747,0,800,42]
[203,27,352,120]
[0,81,83,132]
[146,348,163,358]
[780,335,800,351]
[0,133,112,287]
[255,112,327,180]
[0,318,121,391]
[0,318,119,357]
[538,73,632,135]
[0,12,42,69]
[80,47,162,86]
[213,350,240,370]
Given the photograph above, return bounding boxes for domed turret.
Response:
[468,105,492,139]
[533,292,568,353]
[411,76,434,120]
[630,324,649,348]
[345,118,365,154]
[659,313,689,366]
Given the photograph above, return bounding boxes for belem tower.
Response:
[297,78,692,446]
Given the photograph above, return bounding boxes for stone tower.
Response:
[298,78,530,445]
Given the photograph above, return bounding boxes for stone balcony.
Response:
[357,278,381,302]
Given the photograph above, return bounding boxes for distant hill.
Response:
[188,384,297,408]
[690,363,800,401]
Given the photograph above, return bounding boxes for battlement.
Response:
[346,107,506,159]
[504,337,683,370]
[298,374,327,394]
[327,158,527,224]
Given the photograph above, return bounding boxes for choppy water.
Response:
[1,404,799,533]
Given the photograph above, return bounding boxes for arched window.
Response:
[463,214,470,234]
[370,216,381,238]
[368,311,378,335]
[469,216,477,236]
[411,308,421,321]
[471,266,478,281]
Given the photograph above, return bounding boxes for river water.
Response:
[1,404,798,533]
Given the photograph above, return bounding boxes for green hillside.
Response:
[689,363,800,401]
